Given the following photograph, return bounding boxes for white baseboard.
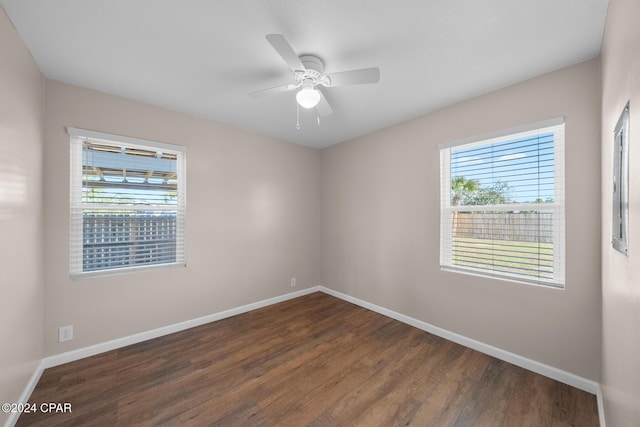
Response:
[596,384,606,427]
[3,360,46,427]
[319,286,600,395]
[12,284,604,427]
[4,287,318,427]
[42,286,322,369]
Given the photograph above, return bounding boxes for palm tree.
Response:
[451,176,480,206]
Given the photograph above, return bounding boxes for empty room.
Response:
[1,0,638,426]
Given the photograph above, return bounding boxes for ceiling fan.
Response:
[249,34,380,118]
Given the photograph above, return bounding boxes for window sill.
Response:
[440,265,565,290]
[71,261,186,280]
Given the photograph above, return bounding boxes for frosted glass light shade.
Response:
[296,87,321,109]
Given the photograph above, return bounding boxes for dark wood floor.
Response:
[17,292,598,426]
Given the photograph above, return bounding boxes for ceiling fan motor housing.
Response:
[299,55,324,73]
[296,55,330,86]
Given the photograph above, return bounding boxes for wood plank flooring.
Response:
[16,292,599,426]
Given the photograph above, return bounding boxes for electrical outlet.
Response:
[58,325,73,343]
[290,277,296,287]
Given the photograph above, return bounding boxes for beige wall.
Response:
[0,6,45,425]
[43,81,322,355]
[321,59,602,380]
[601,0,640,424]
[0,2,612,418]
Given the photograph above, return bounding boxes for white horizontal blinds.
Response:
[69,130,186,276]
[440,121,565,287]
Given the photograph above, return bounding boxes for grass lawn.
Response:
[453,236,554,279]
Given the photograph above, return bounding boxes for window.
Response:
[440,118,565,288]
[69,128,186,277]
[612,102,629,256]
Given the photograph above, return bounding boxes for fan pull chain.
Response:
[317,111,320,126]
[296,103,301,130]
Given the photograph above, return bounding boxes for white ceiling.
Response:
[1,0,608,149]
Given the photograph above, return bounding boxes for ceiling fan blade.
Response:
[325,67,380,87]
[316,90,333,116]
[265,34,306,73]
[248,84,293,98]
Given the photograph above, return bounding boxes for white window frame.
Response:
[439,118,565,288]
[612,102,629,256]
[69,127,187,278]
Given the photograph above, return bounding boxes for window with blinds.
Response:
[69,128,186,277]
[439,118,565,288]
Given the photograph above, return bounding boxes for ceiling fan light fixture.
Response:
[296,87,321,109]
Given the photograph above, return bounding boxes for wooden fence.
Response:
[453,212,554,243]
[82,212,177,271]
